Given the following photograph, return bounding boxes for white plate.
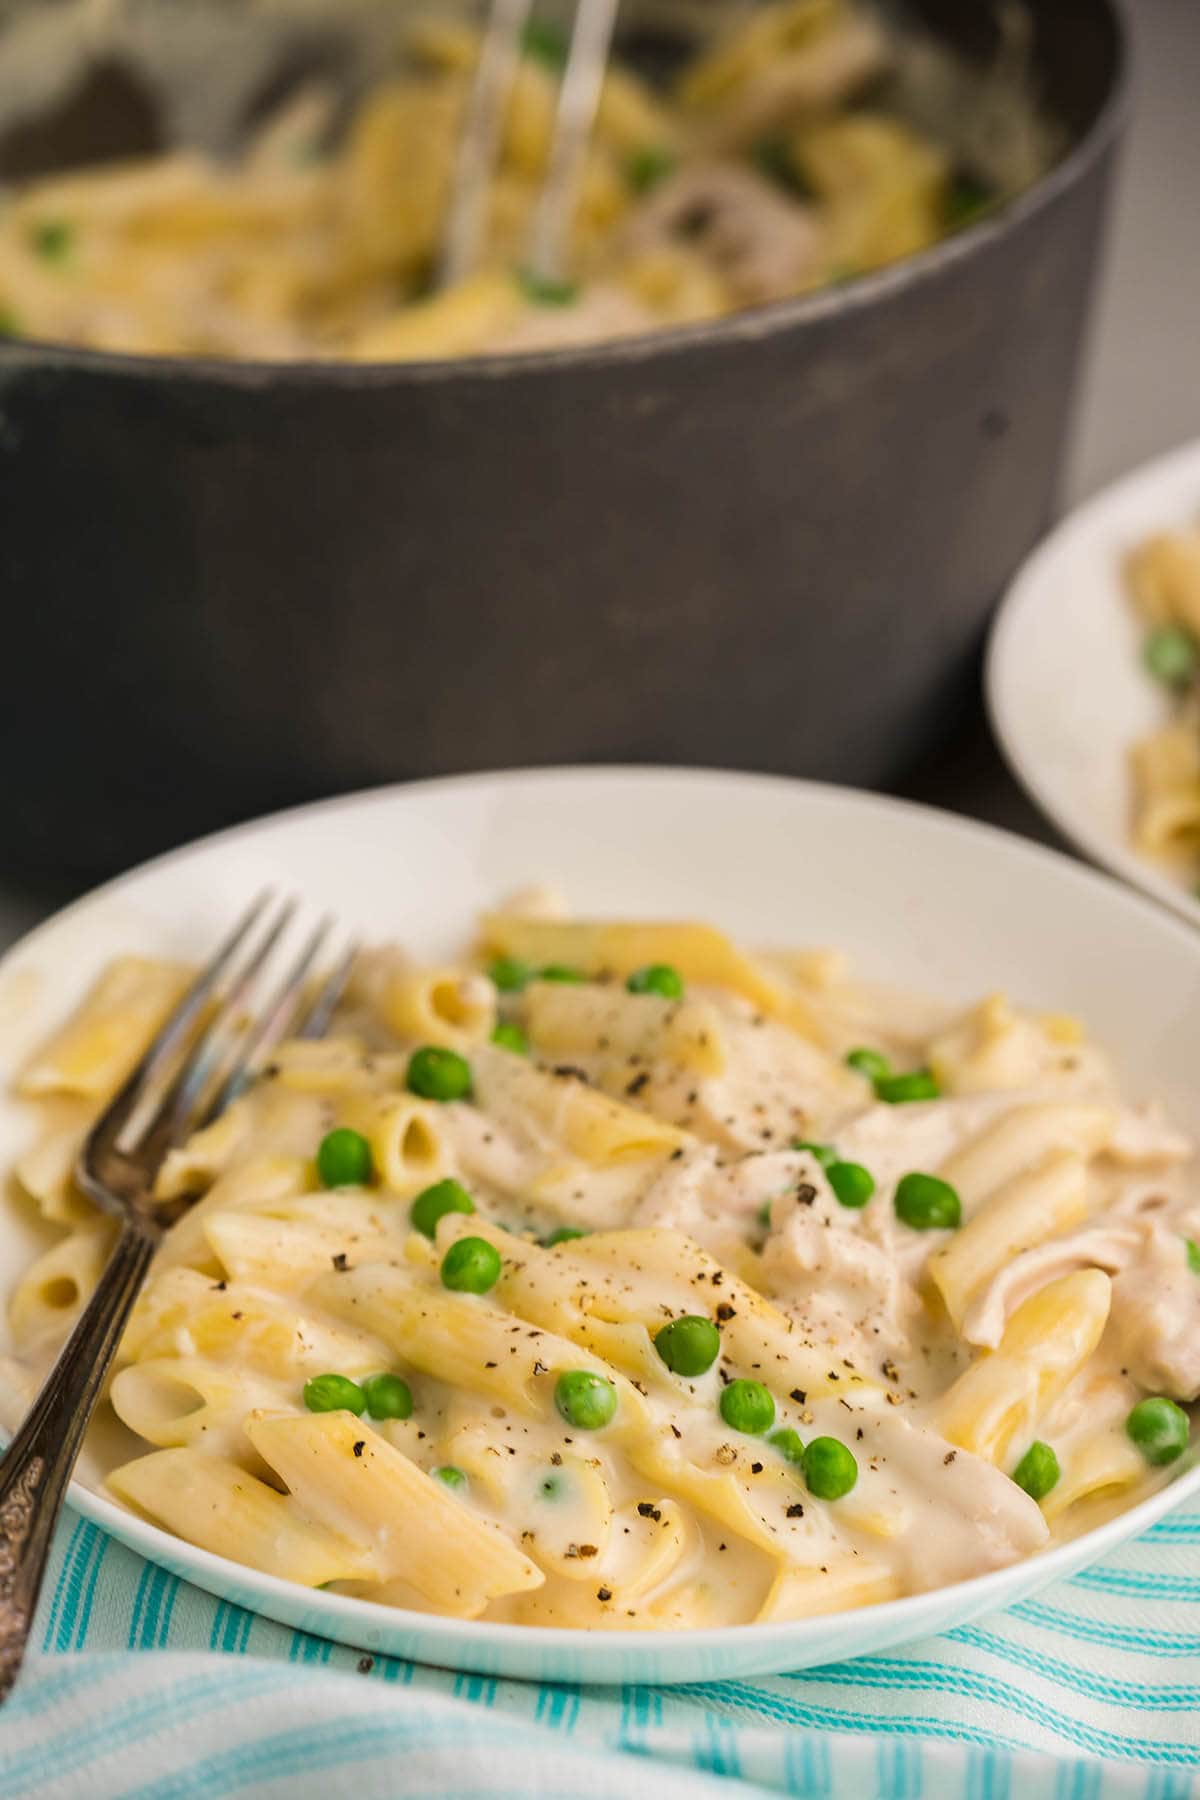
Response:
[1,767,1198,1686]
[987,435,1200,926]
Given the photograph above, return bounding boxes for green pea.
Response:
[555,1369,618,1430]
[1126,1396,1191,1466]
[751,134,814,200]
[1185,1236,1200,1275]
[440,1235,502,1294]
[490,1019,529,1055]
[626,963,685,1000]
[433,1465,466,1490]
[826,1160,875,1209]
[410,1177,475,1238]
[719,1379,775,1435]
[894,1172,962,1230]
[0,305,22,338]
[625,145,677,194]
[32,219,73,262]
[316,1126,373,1189]
[542,1225,587,1247]
[488,956,533,992]
[875,1069,941,1104]
[406,1044,472,1101]
[303,1373,365,1415]
[1012,1440,1060,1502]
[538,963,587,983]
[944,169,995,231]
[517,269,579,307]
[757,1200,772,1229]
[521,17,567,67]
[1143,625,1198,689]
[361,1372,413,1420]
[752,134,792,188]
[768,1427,806,1465]
[846,1047,891,1082]
[653,1315,720,1377]
[803,1437,858,1500]
[793,1140,837,1167]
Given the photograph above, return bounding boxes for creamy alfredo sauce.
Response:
[2,908,1196,1630]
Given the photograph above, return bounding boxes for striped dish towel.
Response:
[1,1497,1197,1800]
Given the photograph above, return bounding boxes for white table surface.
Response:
[1,0,1197,951]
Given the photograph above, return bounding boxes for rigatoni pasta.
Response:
[2,894,1196,1630]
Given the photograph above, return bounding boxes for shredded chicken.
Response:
[1110,1223,1200,1401]
[633,1145,808,1261]
[762,1175,920,1360]
[619,162,827,306]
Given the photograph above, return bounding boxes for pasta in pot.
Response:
[3,897,1195,1630]
[0,0,1031,362]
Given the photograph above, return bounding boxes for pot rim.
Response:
[0,0,1131,389]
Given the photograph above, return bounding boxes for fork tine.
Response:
[81,890,275,1165]
[130,889,275,1093]
[138,895,300,1150]
[297,941,358,1040]
[202,915,335,1120]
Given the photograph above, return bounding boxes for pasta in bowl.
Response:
[987,437,1200,929]
[1125,522,1200,884]
[3,841,1197,1649]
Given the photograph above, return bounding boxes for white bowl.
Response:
[987,435,1200,926]
[1,767,1198,1685]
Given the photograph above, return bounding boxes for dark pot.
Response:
[0,0,1127,880]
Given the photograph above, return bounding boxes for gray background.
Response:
[1,0,1197,946]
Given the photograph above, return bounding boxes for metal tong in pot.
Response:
[438,0,619,290]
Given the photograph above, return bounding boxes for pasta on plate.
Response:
[3,892,1197,1631]
[0,0,1029,362]
[1126,520,1200,886]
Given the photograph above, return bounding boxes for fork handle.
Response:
[0,1222,157,1699]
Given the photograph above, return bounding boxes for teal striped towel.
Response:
[2,1496,1198,1799]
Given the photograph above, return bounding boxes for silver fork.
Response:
[0,894,355,1700]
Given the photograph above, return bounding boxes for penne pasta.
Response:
[376,966,497,1049]
[107,1448,374,1586]
[8,1223,115,1351]
[5,889,1193,1632]
[523,981,727,1078]
[1124,525,1200,883]
[244,1410,543,1614]
[472,1043,691,1163]
[477,916,819,1036]
[937,1104,1113,1215]
[938,1271,1112,1465]
[929,1150,1089,1333]
[19,958,191,1102]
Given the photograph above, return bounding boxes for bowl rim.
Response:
[0,0,1131,389]
[2,759,1197,1663]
